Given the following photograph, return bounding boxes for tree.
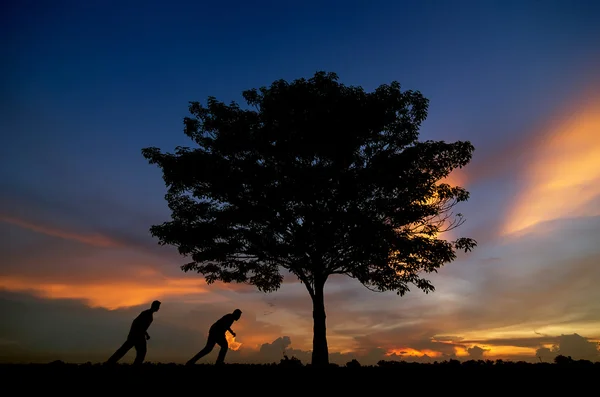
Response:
[141,71,477,367]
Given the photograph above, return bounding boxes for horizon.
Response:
[1,0,600,365]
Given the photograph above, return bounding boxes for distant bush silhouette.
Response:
[554,354,573,365]
[551,354,595,366]
[142,71,478,367]
[48,360,65,366]
[279,355,303,367]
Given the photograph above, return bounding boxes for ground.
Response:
[2,359,597,394]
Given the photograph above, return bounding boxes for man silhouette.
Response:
[105,300,161,365]
[186,309,242,365]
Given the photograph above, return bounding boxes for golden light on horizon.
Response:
[448,344,537,359]
[503,95,600,235]
[386,347,443,358]
[382,343,538,359]
[484,345,537,357]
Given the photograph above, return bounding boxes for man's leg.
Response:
[133,339,147,365]
[106,339,134,364]
[186,334,217,365]
[215,334,229,365]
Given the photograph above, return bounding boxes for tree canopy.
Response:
[141,71,476,366]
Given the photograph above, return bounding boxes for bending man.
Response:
[186,309,242,365]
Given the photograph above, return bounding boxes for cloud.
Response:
[1,214,122,248]
[0,186,179,265]
[0,257,273,311]
[0,211,266,311]
[535,334,600,362]
[502,94,600,235]
[555,333,600,361]
[466,345,489,360]
[0,274,216,310]
[256,336,295,361]
[432,88,600,249]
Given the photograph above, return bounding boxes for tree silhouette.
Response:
[141,71,476,367]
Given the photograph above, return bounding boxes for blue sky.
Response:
[1,0,599,364]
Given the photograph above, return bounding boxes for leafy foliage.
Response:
[142,71,476,299]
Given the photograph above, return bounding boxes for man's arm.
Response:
[145,331,150,340]
[228,328,236,337]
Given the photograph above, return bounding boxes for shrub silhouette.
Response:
[279,355,303,367]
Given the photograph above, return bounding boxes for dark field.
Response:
[2,359,598,394]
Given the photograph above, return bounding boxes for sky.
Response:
[1,0,599,365]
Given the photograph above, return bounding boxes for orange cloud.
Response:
[0,275,212,310]
[453,344,535,359]
[0,214,121,247]
[503,94,600,235]
[453,346,469,357]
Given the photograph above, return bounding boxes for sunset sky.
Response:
[1,0,599,365]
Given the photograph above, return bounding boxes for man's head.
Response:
[151,300,161,312]
[233,308,242,320]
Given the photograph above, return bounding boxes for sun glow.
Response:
[226,333,242,351]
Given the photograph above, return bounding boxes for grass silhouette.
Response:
[2,356,597,394]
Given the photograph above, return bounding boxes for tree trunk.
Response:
[311,280,329,367]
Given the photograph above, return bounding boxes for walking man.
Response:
[105,300,161,365]
[186,309,242,365]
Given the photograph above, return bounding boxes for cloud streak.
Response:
[503,94,600,235]
[0,275,214,310]
[1,214,122,248]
